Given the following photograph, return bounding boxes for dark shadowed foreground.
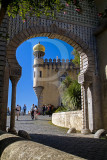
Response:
[5,115,107,160]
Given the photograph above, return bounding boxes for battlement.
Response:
[44,58,73,64]
[44,58,79,67]
[33,58,80,71]
[44,58,75,66]
[43,58,79,71]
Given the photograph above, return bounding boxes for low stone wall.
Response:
[52,111,82,131]
[0,130,84,160]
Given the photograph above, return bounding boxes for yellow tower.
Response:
[33,42,45,108]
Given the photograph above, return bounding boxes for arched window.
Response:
[60,72,67,82]
[40,71,42,77]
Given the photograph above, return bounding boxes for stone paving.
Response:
[7,115,107,160]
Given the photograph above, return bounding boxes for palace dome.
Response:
[33,42,45,52]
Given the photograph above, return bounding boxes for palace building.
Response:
[33,42,79,112]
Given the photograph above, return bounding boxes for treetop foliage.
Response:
[72,49,80,67]
[0,0,96,22]
[7,0,65,20]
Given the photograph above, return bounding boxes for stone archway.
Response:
[5,22,101,133]
[0,1,103,132]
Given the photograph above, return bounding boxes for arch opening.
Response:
[6,26,98,134]
[8,36,76,114]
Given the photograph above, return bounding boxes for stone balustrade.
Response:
[52,111,82,131]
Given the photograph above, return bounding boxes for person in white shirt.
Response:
[16,105,20,120]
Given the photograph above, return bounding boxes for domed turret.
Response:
[33,42,45,58]
[33,42,45,52]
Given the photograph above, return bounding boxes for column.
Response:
[0,65,9,131]
[8,76,19,134]
[81,82,91,134]
[92,75,103,132]
[0,14,9,131]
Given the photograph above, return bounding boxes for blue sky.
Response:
[8,37,74,113]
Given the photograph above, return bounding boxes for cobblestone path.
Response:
[7,115,107,160]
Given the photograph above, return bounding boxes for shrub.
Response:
[55,106,68,113]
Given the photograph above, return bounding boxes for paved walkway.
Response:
[7,115,107,160]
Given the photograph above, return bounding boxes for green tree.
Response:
[59,76,72,99]
[72,49,80,67]
[60,76,81,111]
[61,76,72,89]
[0,0,64,24]
[0,0,95,25]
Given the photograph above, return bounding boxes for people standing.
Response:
[34,105,38,120]
[16,104,20,120]
[7,107,10,116]
[48,104,52,117]
[23,104,26,115]
[31,104,35,120]
[45,104,47,112]
[19,106,21,115]
[42,105,46,116]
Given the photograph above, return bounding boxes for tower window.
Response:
[60,73,67,82]
[40,71,42,77]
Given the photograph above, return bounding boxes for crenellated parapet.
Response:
[43,58,79,71]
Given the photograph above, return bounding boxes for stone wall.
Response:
[94,0,107,131]
[52,111,82,131]
[95,28,107,131]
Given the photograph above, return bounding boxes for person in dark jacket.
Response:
[42,105,46,116]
